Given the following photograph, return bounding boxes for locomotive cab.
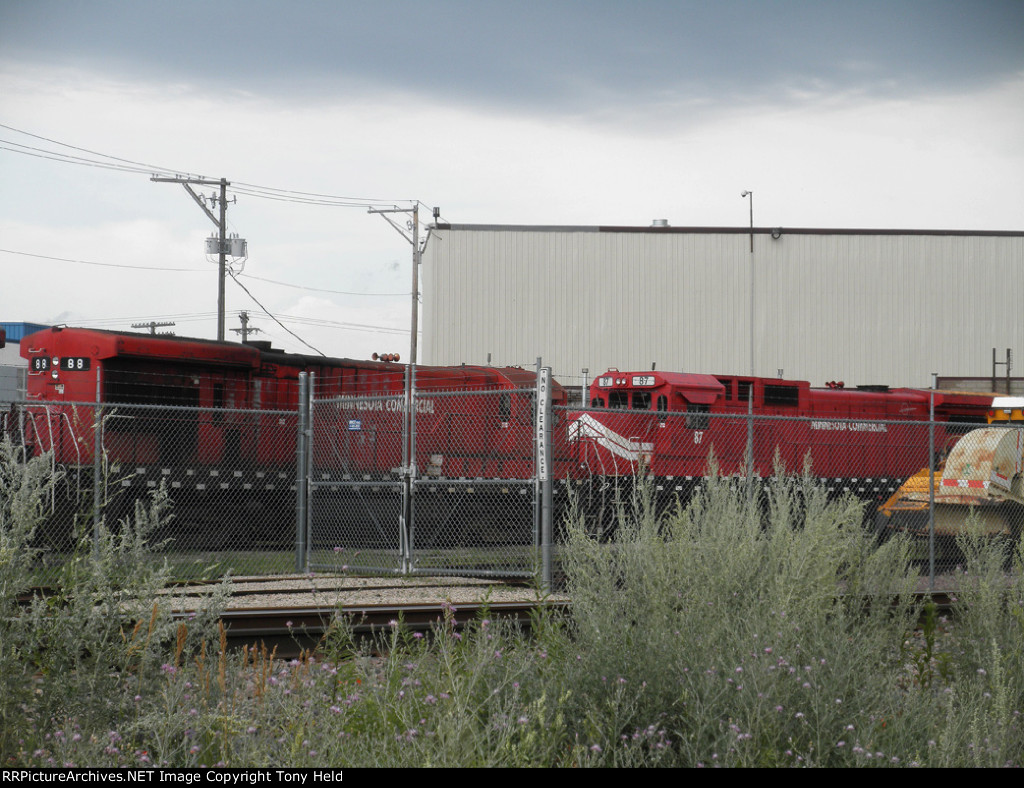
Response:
[20,326,263,468]
[571,370,729,476]
[570,369,994,482]
[588,370,724,415]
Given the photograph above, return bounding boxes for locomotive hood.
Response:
[21,326,260,368]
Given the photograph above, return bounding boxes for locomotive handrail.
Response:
[319,386,538,406]
[43,406,55,457]
[59,409,83,501]
[24,406,58,513]
[411,477,536,486]
[557,404,951,428]
[406,386,538,401]
[21,409,45,451]
[25,404,83,468]
[37,399,296,417]
[59,409,82,469]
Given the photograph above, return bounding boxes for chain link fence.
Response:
[305,378,408,576]
[5,363,1023,587]
[305,369,548,579]
[6,396,300,580]
[555,404,1024,585]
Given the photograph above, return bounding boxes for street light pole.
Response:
[741,190,754,376]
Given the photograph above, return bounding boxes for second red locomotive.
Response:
[568,369,994,490]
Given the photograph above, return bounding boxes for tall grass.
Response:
[2,441,1023,766]
[562,472,922,765]
[0,439,230,762]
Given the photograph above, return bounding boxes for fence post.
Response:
[295,371,310,572]
[534,359,541,580]
[928,373,936,591]
[93,374,102,550]
[401,364,415,575]
[745,383,755,503]
[537,363,553,591]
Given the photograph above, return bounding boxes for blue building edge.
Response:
[2,321,50,346]
[2,322,51,403]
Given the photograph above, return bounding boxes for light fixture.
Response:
[771,227,782,240]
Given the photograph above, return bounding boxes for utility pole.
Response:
[369,203,422,365]
[368,202,428,550]
[230,311,261,343]
[131,321,175,335]
[151,175,235,341]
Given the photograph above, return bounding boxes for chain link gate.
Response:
[303,366,554,584]
[302,371,409,576]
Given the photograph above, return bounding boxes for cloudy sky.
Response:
[2,0,1022,360]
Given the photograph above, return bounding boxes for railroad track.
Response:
[160,575,569,655]
[16,575,959,658]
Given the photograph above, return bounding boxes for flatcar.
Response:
[568,370,994,500]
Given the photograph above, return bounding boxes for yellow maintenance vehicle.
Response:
[988,396,1024,425]
[875,422,1024,543]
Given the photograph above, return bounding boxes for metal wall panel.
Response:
[422,226,1024,391]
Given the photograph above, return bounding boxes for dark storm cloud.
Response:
[2,0,1023,112]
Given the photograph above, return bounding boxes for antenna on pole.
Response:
[230,311,262,343]
[131,321,176,335]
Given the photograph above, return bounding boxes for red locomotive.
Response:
[568,370,994,491]
[19,326,562,479]
[17,327,568,551]
[17,326,1001,550]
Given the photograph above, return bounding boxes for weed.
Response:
[4,444,1024,767]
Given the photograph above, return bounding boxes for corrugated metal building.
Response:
[421,224,1024,390]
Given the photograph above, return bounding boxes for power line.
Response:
[1,124,425,349]
[261,313,414,335]
[0,247,206,272]
[0,122,188,177]
[0,124,415,208]
[76,312,220,327]
[0,142,160,176]
[230,183,403,208]
[237,272,406,297]
[73,310,408,336]
[1,247,407,296]
[228,271,325,356]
